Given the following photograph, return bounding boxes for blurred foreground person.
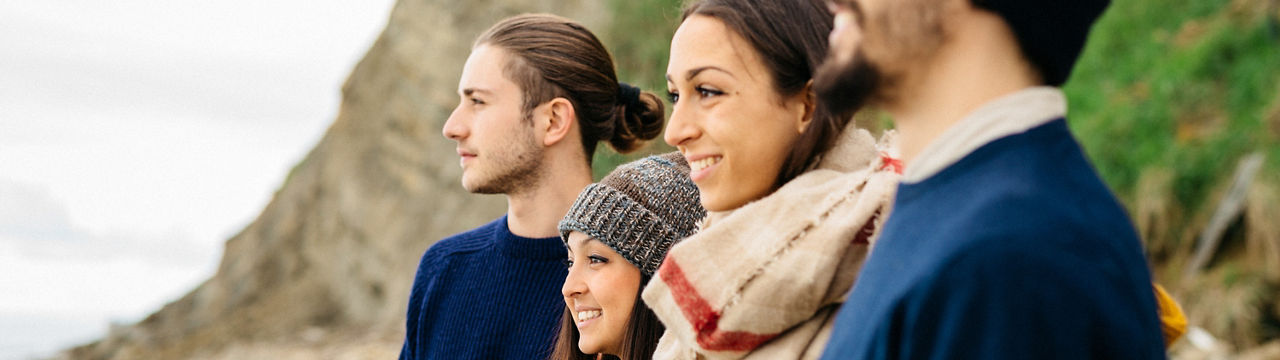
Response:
[553,152,704,360]
[400,14,665,359]
[815,0,1167,358]
[643,0,901,358]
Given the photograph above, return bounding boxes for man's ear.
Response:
[795,80,816,134]
[542,97,576,146]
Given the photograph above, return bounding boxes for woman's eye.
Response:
[588,255,608,264]
[667,91,679,104]
[696,86,723,98]
[563,259,574,268]
[470,97,485,105]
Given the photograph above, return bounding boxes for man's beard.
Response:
[466,128,544,195]
[814,0,943,117]
[813,51,882,118]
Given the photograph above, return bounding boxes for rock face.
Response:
[65,0,608,358]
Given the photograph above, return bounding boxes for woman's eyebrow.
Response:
[666,65,736,83]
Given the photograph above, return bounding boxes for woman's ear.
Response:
[543,97,577,146]
[795,80,816,134]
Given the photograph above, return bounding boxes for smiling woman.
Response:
[640,0,902,359]
[553,152,704,360]
[561,233,644,356]
[664,1,855,212]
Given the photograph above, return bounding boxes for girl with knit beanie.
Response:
[551,152,706,360]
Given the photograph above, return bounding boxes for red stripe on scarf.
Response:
[658,258,779,351]
[880,152,904,174]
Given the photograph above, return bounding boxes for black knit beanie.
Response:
[559,152,705,276]
[973,0,1110,86]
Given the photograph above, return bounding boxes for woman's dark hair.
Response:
[682,0,850,187]
[476,14,665,162]
[549,275,664,360]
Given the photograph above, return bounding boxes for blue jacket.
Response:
[821,119,1166,359]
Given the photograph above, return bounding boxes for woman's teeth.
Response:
[578,308,601,319]
[690,156,722,172]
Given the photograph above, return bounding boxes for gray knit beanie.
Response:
[559,152,705,276]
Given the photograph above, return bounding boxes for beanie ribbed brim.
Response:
[559,184,689,277]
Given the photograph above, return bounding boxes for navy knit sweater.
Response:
[400,216,568,359]
[821,119,1166,359]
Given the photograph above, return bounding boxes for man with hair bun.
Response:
[399,13,666,360]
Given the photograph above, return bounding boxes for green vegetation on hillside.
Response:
[1067,0,1280,213]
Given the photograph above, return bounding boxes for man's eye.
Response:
[470,97,485,105]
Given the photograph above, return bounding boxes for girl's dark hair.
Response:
[476,14,665,162]
[682,0,849,187]
[549,275,664,360]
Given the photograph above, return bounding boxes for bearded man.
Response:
[814,0,1167,358]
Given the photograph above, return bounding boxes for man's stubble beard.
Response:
[465,125,545,195]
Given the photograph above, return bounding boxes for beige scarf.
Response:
[642,126,900,360]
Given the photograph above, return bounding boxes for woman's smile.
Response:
[562,233,642,355]
[685,153,723,182]
[576,308,603,327]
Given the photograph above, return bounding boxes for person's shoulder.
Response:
[923,191,1144,291]
[933,147,1119,240]
[422,217,506,259]
[957,162,1137,254]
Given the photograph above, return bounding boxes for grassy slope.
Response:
[1067,0,1280,215]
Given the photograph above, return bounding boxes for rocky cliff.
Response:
[64,0,610,358]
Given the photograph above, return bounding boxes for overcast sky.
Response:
[0,0,396,357]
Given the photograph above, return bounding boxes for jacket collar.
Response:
[903,86,1066,183]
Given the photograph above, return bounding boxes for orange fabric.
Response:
[1153,284,1186,347]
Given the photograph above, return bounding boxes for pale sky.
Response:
[0,0,396,358]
